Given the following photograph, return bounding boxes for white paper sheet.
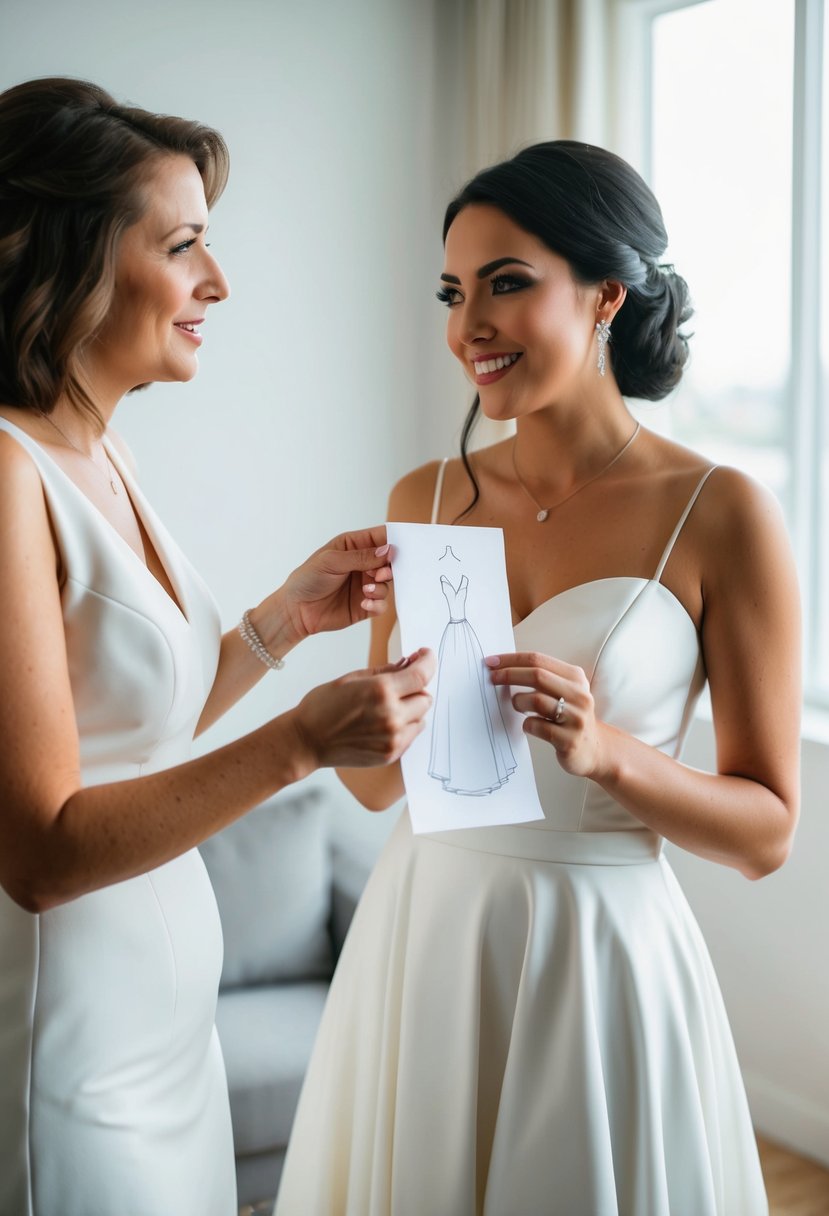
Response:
[387,522,544,834]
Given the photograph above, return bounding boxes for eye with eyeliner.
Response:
[435,271,533,307]
[490,272,532,294]
[169,237,197,256]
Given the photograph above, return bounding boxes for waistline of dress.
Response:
[419,824,663,866]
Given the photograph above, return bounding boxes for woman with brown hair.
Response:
[0,77,433,1216]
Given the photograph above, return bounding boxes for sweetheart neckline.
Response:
[512,576,699,635]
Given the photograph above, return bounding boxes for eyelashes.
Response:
[435,285,459,306]
[435,273,533,307]
[169,238,212,256]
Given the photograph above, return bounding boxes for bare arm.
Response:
[490,471,801,879]
[0,436,433,911]
[196,530,394,735]
[337,461,444,810]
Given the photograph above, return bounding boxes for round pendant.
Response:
[536,509,549,522]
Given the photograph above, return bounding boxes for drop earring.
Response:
[595,319,611,377]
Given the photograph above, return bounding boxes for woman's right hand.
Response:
[291,648,436,770]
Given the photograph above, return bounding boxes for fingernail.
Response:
[360,599,372,611]
[363,583,376,594]
[395,655,410,668]
[484,656,500,668]
[375,543,390,556]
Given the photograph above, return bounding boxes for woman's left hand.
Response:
[266,527,393,649]
[485,650,605,779]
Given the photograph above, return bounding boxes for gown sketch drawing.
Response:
[428,573,517,796]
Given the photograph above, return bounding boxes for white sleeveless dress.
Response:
[0,418,237,1216]
[275,466,768,1216]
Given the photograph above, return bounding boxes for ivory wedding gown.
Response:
[274,461,767,1216]
[0,417,237,1216]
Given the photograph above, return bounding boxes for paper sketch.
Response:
[428,574,517,795]
[386,521,544,834]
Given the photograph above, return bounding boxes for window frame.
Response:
[612,0,827,709]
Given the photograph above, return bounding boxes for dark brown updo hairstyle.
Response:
[443,141,693,515]
[0,77,229,427]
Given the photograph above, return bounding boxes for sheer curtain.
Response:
[437,0,612,447]
[459,0,611,176]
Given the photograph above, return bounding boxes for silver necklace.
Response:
[39,412,119,495]
[512,421,641,523]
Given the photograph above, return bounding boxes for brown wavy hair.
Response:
[0,77,229,428]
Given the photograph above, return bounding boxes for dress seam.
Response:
[64,576,179,754]
[578,580,652,830]
[25,914,41,1216]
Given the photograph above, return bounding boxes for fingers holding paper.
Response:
[294,647,436,770]
[280,528,394,642]
[485,650,602,779]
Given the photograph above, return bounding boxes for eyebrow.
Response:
[440,256,533,285]
[161,222,206,241]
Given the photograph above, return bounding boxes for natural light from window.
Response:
[650,0,794,508]
[647,0,829,703]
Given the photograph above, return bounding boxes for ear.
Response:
[596,279,627,325]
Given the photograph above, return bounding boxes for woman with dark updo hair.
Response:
[276,143,799,1214]
[0,78,435,1215]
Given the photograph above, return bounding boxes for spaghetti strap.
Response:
[431,458,449,524]
[653,466,718,583]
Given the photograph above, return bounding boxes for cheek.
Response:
[446,314,466,362]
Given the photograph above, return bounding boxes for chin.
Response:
[478,395,519,423]
[160,358,200,385]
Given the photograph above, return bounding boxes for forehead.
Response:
[134,155,209,236]
[443,204,556,270]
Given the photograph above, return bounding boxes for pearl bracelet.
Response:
[238,609,285,671]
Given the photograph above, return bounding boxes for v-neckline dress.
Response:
[274,462,768,1216]
[0,417,237,1215]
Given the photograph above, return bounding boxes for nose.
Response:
[197,248,231,304]
[456,298,496,348]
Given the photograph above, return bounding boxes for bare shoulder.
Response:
[387,458,451,523]
[696,464,788,546]
[0,429,61,582]
[642,431,785,541]
[0,427,45,499]
[692,465,796,602]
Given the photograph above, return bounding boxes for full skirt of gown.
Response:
[275,538,768,1216]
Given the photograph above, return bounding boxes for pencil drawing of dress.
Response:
[428,574,517,796]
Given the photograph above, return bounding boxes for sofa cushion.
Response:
[215,983,330,1153]
[200,787,333,987]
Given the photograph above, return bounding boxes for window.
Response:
[621,0,827,705]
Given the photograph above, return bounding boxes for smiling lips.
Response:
[471,351,522,385]
[173,319,204,347]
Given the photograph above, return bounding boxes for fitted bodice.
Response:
[514,575,704,834]
[440,573,469,621]
[0,417,221,782]
[389,463,713,849]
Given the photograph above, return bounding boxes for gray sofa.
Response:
[200,783,381,1208]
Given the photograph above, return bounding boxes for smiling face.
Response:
[88,155,230,400]
[440,204,613,421]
